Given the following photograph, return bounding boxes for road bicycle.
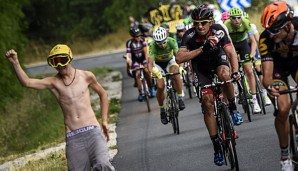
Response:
[237,60,252,122]
[273,85,298,170]
[198,75,239,171]
[181,61,195,99]
[131,65,151,112]
[163,72,181,134]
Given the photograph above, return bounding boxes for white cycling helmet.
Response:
[176,23,185,31]
[153,27,167,42]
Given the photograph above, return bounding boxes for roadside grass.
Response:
[0,67,121,166]
[12,150,68,171]
[22,28,130,65]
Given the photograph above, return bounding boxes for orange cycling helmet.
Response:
[261,1,293,29]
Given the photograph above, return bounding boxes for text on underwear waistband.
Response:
[66,125,98,138]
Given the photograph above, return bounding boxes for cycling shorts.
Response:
[233,39,251,63]
[154,58,179,75]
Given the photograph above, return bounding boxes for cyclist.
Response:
[224,7,262,114]
[176,5,242,166]
[243,12,272,106]
[148,27,185,125]
[221,11,229,23]
[160,21,177,40]
[260,1,298,170]
[176,22,186,48]
[126,27,155,101]
[5,45,115,171]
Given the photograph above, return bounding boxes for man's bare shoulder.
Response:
[76,69,96,83]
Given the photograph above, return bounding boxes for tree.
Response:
[0,0,28,113]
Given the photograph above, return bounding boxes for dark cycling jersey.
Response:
[176,34,183,48]
[180,24,232,87]
[126,39,147,64]
[259,17,298,85]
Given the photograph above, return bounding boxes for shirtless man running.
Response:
[5,44,115,171]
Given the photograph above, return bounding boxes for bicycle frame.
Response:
[237,60,252,121]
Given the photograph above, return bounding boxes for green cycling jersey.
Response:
[224,18,254,43]
[149,37,178,62]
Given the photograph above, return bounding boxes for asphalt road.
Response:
[27,51,290,171]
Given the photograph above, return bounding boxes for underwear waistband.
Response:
[66,125,98,138]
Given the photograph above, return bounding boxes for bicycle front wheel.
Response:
[289,115,298,170]
[240,77,252,122]
[169,90,180,134]
[222,104,239,171]
[142,79,151,112]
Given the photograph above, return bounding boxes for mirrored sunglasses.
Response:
[193,20,211,26]
[266,22,287,35]
[230,16,242,20]
[47,55,71,68]
[156,40,167,46]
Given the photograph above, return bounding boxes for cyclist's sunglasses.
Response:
[47,54,72,68]
[266,22,288,35]
[156,39,167,46]
[134,35,141,38]
[193,20,211,26]
[230,16,242,21]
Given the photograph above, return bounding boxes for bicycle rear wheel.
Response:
[169,90,180,134]
[222,104,239,171]
[182,70,193,99]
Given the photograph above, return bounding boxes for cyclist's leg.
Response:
[238,40,260,113]
[216,52,243,125]
[193,64,224,166]
[132,62,144,102]
[271,63,292,161]
[143,60,155,97]
[154,63,168,124]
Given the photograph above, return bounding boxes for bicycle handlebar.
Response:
[273,85,298,113]
[162,72,180,78]
[200,79,234,89]
[130,65,146,72]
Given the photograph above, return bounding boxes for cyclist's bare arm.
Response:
[144,45,149,63]
[262,60,281,96]
[148,57,154,72]
[126,52,132,66]
[5,49,54,90]
[223,45,239,74]
[176,47,203,64]
[249,34,257,57]
[88,71,110,141]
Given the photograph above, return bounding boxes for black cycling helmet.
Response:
[129,27,141,37]
[191,4,213,21]
[138,23,152,33]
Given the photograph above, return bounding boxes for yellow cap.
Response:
[48,44,73,59]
